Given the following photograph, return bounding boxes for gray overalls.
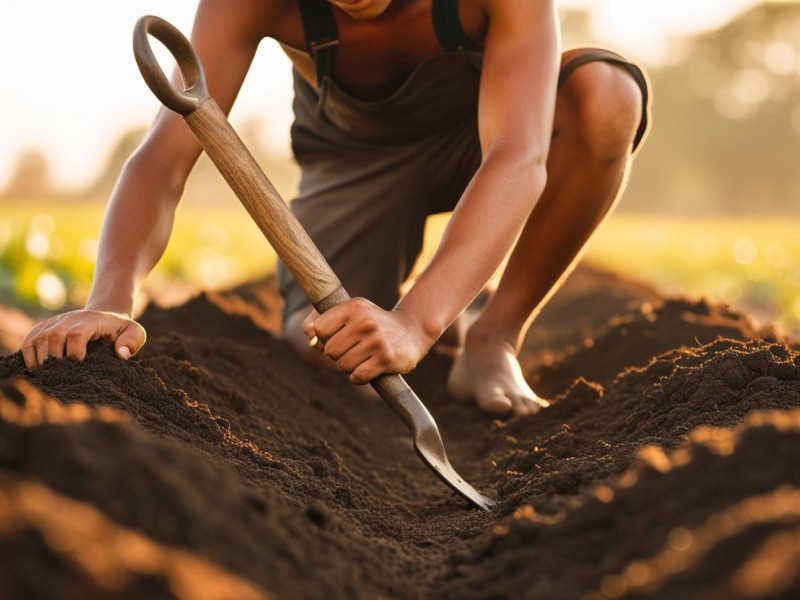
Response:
[277,0,651,323]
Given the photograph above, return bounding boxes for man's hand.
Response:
[21,310,147,370]
[303,298,434,385]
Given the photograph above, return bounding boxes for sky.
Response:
[0,0,776,190]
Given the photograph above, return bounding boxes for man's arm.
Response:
[306,0,560,383]
[21,0,285,369]
[397,0,560,337]
[88,0,274,314]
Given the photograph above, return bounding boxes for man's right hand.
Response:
[21,310,147,370]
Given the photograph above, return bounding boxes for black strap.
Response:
[432,0,481,52]
[558,49,651,152]
[297,0,339,86]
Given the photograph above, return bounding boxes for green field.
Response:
[585,215,800,333]
[0,203,275,314]
[2,203,799,338]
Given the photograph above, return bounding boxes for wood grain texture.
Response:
[185,100,433,439]
[185,98,342,305]
[134,16,207,116]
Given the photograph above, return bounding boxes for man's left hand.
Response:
[303,298,433,384]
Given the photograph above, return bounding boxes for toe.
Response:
[510,395,534,417]
[513,394,548,417]
[475,387,513,415]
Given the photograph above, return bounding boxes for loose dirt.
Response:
[1,265,798,599]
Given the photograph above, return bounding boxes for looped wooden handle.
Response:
[133,15,208,116]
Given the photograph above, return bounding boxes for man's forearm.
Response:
[397,150,547,343]
[86,153,184,316]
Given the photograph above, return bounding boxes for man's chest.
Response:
[277,0,487,101]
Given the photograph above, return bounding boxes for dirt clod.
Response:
[1,266,798,599]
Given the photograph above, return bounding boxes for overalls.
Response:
[277,0,651,323]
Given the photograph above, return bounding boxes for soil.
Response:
[1,264,799,599]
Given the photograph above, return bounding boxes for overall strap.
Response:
[432,0,481,52]
[297,0,339,86]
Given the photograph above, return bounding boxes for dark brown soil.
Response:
[1,265,799,599]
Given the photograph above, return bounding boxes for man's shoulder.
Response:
[196,0,299,44]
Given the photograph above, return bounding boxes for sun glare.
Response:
[0,0,775,191]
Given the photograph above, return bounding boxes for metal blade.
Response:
[415,445,496,510]
[371,374,496,510]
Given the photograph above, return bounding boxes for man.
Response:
[21,0,649,417]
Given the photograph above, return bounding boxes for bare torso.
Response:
[268,0,488,101]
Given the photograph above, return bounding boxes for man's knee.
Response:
[561,61,644,162]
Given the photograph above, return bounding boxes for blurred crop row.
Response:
[2,205,798,341]
[586,215,800,335]
[0,204,275,316]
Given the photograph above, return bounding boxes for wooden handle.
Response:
[186,99,343,305]
[133,16,208,115]
[133,15,431,433]
[133,15,342,304]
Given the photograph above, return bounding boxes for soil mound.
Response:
[1,266,798,599]
[529,297,771,398]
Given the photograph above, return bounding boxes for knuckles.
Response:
[350,368,374,385]
[47,329,65,343]
[351,374,369,385]
[350,297,370,310]
[359,318,378,333]
[369,338,393,363]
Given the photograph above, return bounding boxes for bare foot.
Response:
[447,332,549,417]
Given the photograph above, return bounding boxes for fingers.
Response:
[305,307,351,354]
[302,309,320,347]
[322,330,360,361]
[302,309,319,337]
[65,326,94,362]
[24,322,76,369]
[310,311,347,343]
[337,338,395,383]
[46,320,70,361]
[303,309,328,352]
[20,311,147,370]
[21,320,48,369]
[21,340,38,370]
[349,356,386,385]
[301,298,402,383]
[33,334,51,369]
[21,327,39,370]
[308,335,324,352]
[114,321,147,360]
[310,298,376,342]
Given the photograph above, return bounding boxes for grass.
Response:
[2,202,799,337]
